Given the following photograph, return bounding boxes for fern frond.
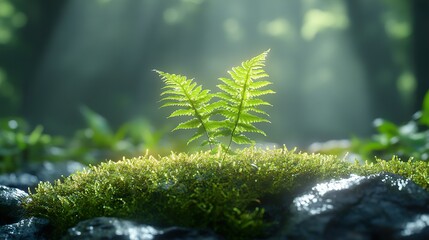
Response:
[168,109,195,118]
[244,99,272,107]
[188,128,205,145]
[160,102,190,108]
[236,123,267,135]
[232,134,253,144]
[155,70,217,148]
[249,81,273,89]
[215,49,273,150]
[238,112,270,124]
[248,89,276,98]
[174,118,200,130]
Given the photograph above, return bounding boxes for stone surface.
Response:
[284,173,429,240]
[0,185,28,225]
[155,226,221,240]
[63,217,222,240]
[0,217,50,240]
[62,217,159,240]
[0,173,39,191]
[26,160,85,183]
[0,161,85,191]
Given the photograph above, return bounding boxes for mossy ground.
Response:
[23,147,429,239]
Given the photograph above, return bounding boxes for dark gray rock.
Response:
[155,226,222,240]
[0,173,39,191]
[0,161,85,191]
[284,173,429,240]
[0,185,28,225]
[62,217,160,240]
[0,217,50,240]
[62,217,222,240]
[26,161,85,182]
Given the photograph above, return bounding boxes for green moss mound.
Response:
[24,147,429,239]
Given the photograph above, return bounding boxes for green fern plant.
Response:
[155,50,274,153]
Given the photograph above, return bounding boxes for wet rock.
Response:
[0,185,28,225]
[0,161,85,191]
[63,217,222,240]
[62,217,159,240]
[26,160,85,182]
[0,217,50,240]
[156,226,222,240]
[284,173,429,240]
[0,173,39,191]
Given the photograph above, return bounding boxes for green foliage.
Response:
[420,89,429,126]
[0,107,179,173]
[24,147,429,239]
[351,90,429,162]
[0,68,19,111]
[0,118,65,172]
[68,106,177,164]
[156,50,274,152]
[67,106,130,163]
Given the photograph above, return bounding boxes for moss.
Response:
[23,147,429,239]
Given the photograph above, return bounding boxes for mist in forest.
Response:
[1,0,425,148]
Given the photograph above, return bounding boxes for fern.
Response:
[155,71,221,149]
[216,49,274,150]
[155,50,274,153]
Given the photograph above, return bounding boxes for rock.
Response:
[0,173,39,191]
[0,217,50,240]
[283,173,429,240]
[0,161,85,191]
[0,185,28,225]
[63,217,222,240]
[156,226,222,240]
[26,160,85,183]
[62,217,159,240]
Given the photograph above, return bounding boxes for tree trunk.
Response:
[345,0,406,123]
[412,0,429,112]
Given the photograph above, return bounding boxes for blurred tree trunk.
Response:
[0,1,66,116]
[21,0,67,118]
[412,0,429,112]
[345,0,406,123]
